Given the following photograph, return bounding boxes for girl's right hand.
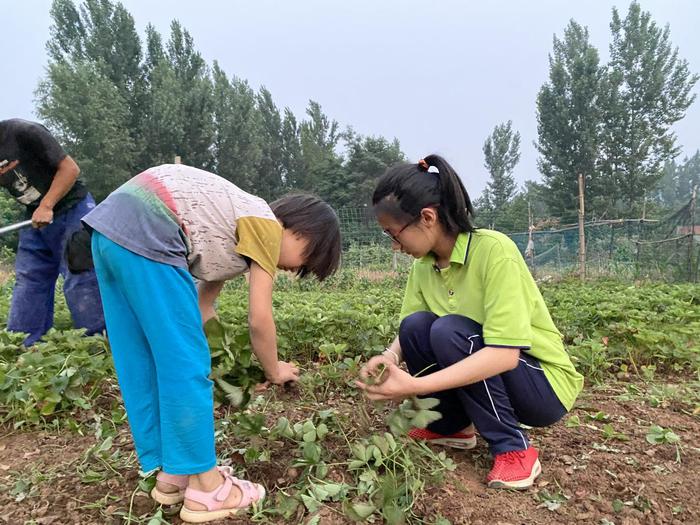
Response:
[359,355,395,383]
[356,359,419,401]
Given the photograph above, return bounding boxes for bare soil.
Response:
[1,381,698,525]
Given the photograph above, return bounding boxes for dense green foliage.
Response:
[35,0,405,209]
[0,274,698,522]
[476,120,522,230]
[30,0,700,235]
[534,2,698,221]
[1,275,698,425]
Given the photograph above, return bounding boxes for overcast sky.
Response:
[4,0,699,197]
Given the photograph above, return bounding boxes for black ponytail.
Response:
[372,154,474,234]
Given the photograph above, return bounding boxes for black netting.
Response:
[337,194,699,281]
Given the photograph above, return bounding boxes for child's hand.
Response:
[355,360,419,402]
[266,360,300,385]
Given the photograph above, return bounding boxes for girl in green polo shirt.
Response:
[356,154,583,490]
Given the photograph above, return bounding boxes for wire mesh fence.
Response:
[337,195,699,282]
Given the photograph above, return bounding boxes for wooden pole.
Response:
[174,155,182,164]
[578,174,586,280]
[690,185,697,281]
[526,200,536,276]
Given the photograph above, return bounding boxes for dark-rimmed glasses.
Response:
[381,216,419,244]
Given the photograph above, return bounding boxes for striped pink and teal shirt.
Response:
[83,164,282,281]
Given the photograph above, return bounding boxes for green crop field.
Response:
[1,273,699,524]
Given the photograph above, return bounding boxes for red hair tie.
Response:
[418,159,439,174]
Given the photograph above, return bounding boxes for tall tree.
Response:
[138,24,184,167]
[37,0,408,208]
[474,180,550,232]
[164,21,214,168]
[535,20,604,221]
[299,101,341,192]
[324,131,404,208]
[483,120,521,210]
[280,109,305,191]
[599,1,698,208]
[677,151,700,198]
[40,0,143,195]
[36,60,135,200]
[657,151,700,207]
[47,0,142,99]
[211,63,262,191]
[256,87,285,201]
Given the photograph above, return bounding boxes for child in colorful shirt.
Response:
[83,163,341,522]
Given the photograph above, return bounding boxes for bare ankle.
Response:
[184,469,243,511]
[156,480,180,493]
[188,468,223,492]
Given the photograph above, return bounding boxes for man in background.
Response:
[0,118,104,345]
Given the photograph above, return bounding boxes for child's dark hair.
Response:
[372,154,475,234]
[270,194,341,281]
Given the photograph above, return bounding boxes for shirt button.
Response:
[448,290,454,296]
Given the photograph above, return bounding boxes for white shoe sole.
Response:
[150,486,185,505]
[429,436,477,450]
[487,459,541,489]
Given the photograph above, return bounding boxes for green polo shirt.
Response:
[400,229,583,410]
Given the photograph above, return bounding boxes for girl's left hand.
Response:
[355,362,419,401]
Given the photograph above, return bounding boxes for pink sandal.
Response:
[179,466,266,523]
[150,471,188,505]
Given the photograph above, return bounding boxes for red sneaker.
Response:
[486,447,541,489]
[407,427,477,450]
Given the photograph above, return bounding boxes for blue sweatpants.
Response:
[91,231,216,475]
[8,194,105,346]
[400,312,567,455]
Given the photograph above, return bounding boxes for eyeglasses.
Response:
[382,217,419,244]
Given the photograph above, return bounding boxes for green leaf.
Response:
[413,397,440,410]
[565,415,581,428]
[371,435,389,456]
[204,318,225,349]
[274,417,294,438]
[39,401,57,415]
[388,411,410,436]
[215,378,244,407]
[301,494,321,513]
[343,500,376,521]
[306,516,321,525]
[316,423,329,440]
[382,504,406,525]
[348,460,365,470]
[303,442,321,464]
[411,409,443,429]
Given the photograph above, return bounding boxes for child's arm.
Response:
[198,280,225,324]
[249,261,299,384]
